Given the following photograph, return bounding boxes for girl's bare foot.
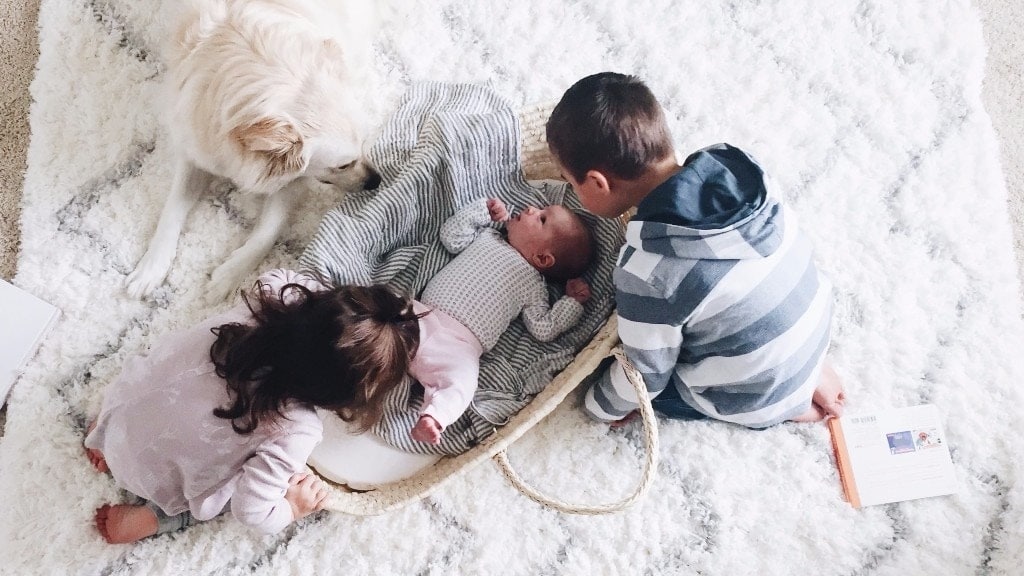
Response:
[84,421,109,474]
[95,504,158,544]
[812,362,846,418]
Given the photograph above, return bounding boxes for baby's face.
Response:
[506,204,579,261]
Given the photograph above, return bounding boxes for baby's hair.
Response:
[210,278,426,434]
[546,72,674,183]
[546,208,595,281]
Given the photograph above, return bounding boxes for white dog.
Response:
[126,0,379,302]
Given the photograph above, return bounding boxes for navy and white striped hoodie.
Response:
[584,144,833,428]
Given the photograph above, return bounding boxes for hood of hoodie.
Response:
[629,143,784,260]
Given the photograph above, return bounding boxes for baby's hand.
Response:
[285,472,329,521]
[566,278,591,304]
[411,415,442,444]
[487,198,509,222]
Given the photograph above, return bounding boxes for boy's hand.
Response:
[285,472,329,521]
[566,278,591,304]
[487,198,509,222]
[411,415,442,444]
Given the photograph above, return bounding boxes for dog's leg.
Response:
[126,160,212,298]
[205,179,305,303]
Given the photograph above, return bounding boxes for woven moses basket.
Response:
[317,104,659,516]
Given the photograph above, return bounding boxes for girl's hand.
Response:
[411,415,442,444]
[487,198,509,222]
[566,278,591,304]
[285,472,329,521]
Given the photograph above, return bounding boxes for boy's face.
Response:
[506,204,578,267]
[555,161,623,218]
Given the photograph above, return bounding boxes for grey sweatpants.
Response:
[139,499,198,534]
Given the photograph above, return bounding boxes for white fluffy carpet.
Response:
[3,0,1024,574]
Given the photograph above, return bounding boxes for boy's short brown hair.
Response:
[546,72,674,183]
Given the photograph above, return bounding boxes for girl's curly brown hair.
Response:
[210,278,425,434]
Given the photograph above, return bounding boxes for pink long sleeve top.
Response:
[85,270,324,534]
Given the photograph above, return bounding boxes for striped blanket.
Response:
[300,83,623,455]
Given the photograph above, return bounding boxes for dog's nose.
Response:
[362,167,382,190]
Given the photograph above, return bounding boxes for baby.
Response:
[409,197,594,443]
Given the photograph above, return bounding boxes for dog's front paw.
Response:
[206,261,247,304]
[125,251,173,299]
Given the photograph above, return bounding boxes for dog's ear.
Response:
[230,118,306,177]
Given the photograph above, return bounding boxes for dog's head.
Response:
[229,116,380,192]
[304,131,381,191]
[171,0,381,194]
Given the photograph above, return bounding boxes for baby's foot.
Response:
[95,504,158,544]
[84,421,109,474]
[812,363,846,418]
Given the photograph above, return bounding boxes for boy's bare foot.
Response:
[790,402,826,422]
[95,504,158,544]
[85,421,109,474]
[610,409,639,428]
[812,362,846,418]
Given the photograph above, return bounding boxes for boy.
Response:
[545,72,844,428]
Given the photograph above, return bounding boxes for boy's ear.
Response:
[585,169,611,190]
[583,169,613,197]
[531,252,555,270]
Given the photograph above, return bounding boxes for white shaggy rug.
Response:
[3,0,1024,574]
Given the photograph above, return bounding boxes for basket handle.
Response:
[492,348,659,514]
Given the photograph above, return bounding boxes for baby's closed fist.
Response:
[487,198,509,222]
[566,278,591,304]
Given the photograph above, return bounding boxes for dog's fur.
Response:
[126,0,378,302]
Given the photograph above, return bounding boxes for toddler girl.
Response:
[85,269,422,543]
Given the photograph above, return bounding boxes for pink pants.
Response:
[409,302,484,428]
